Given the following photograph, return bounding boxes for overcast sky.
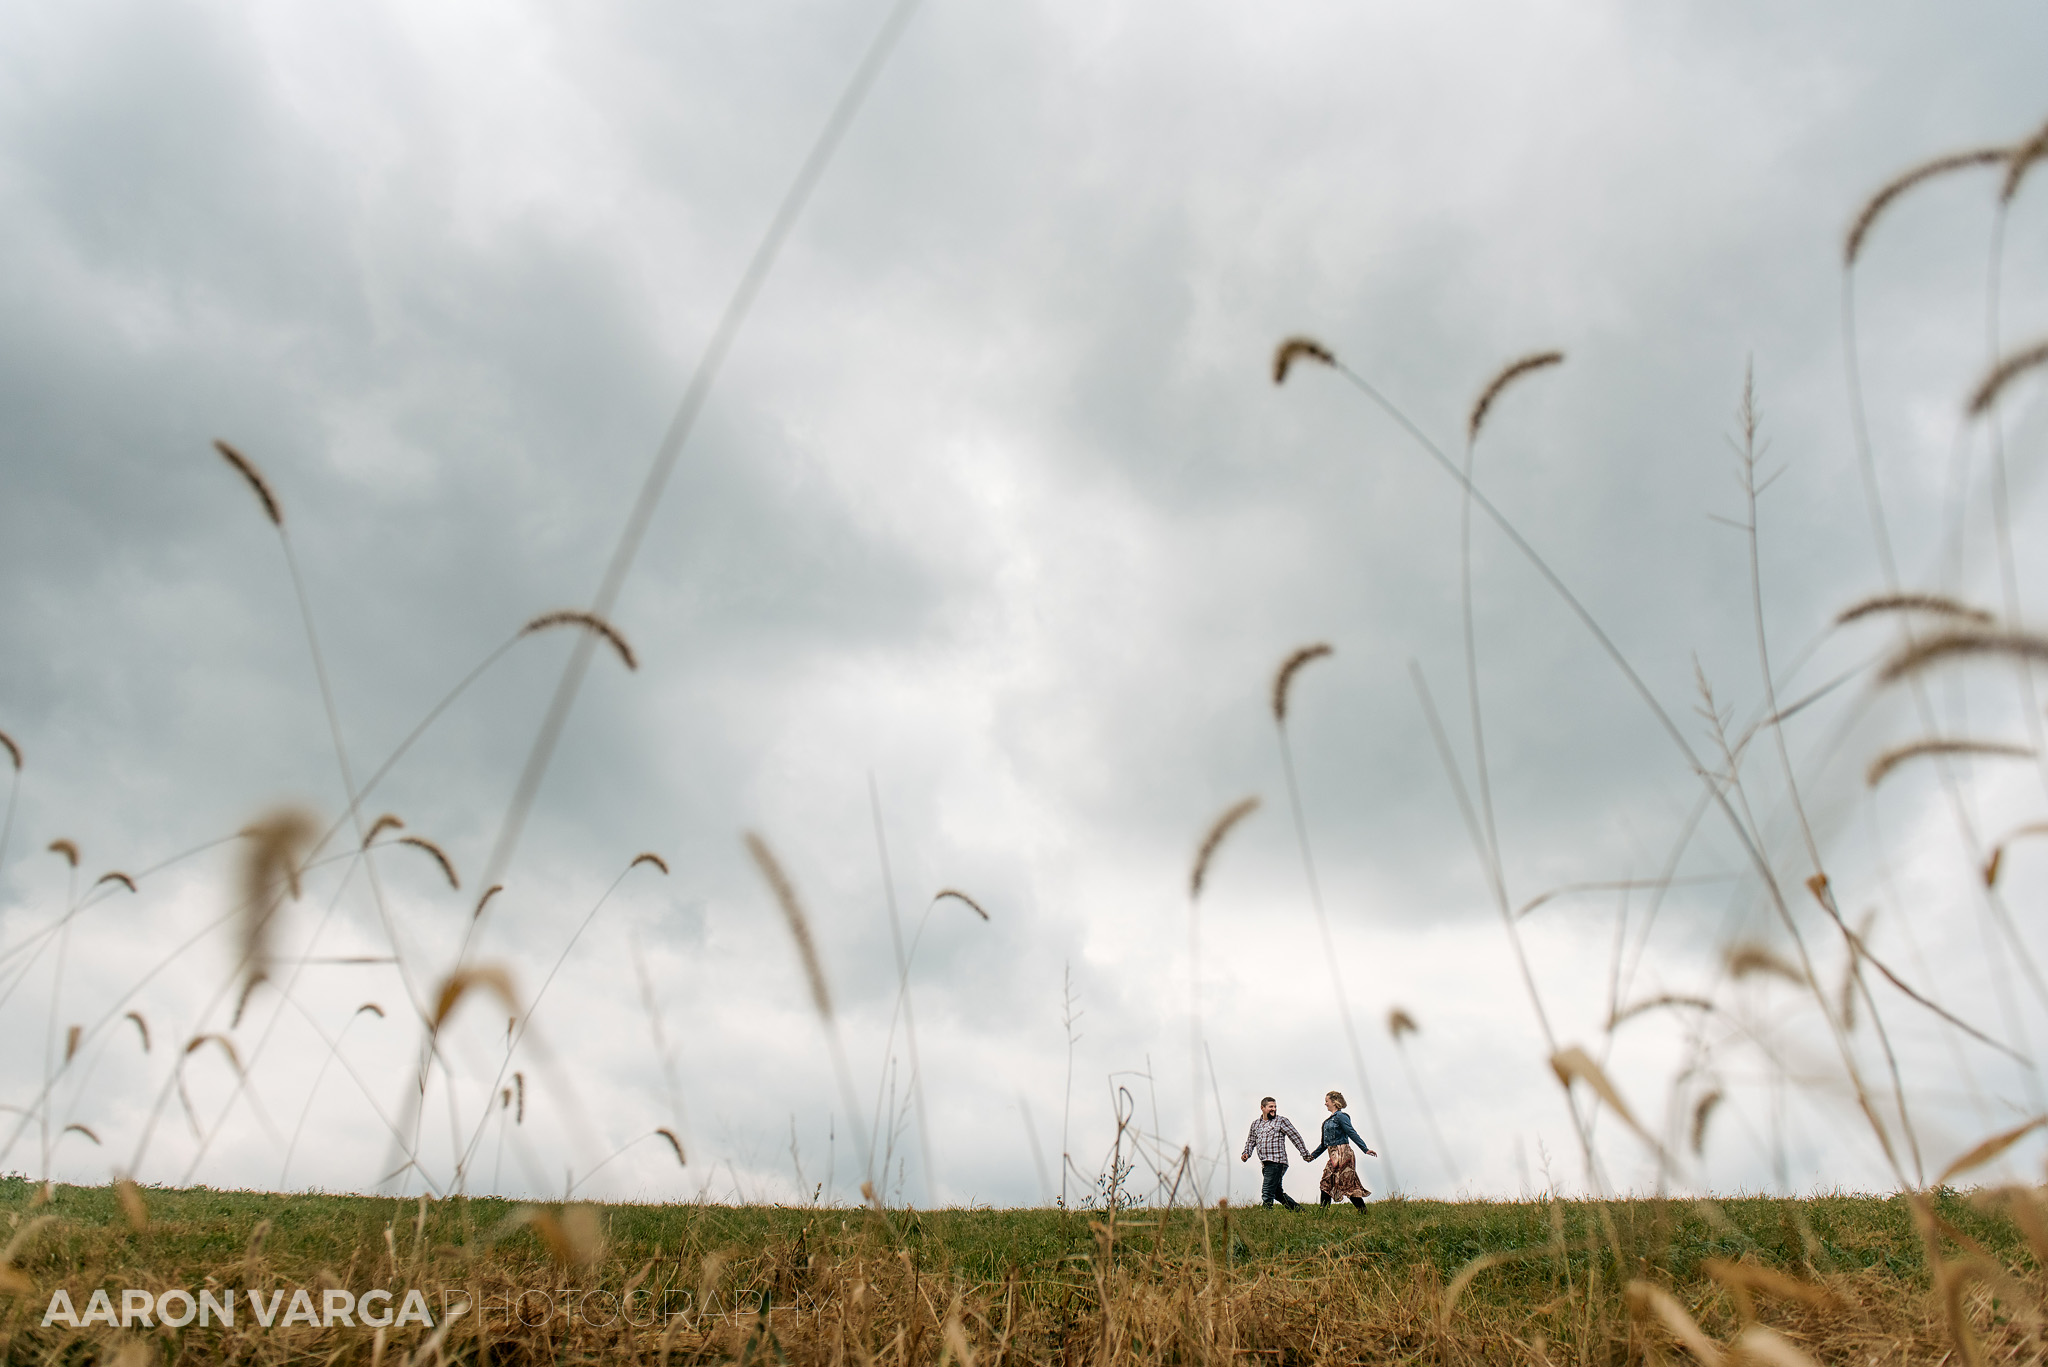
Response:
[4,0,2048,1209]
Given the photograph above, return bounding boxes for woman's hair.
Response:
[1326,1090,1346,1108]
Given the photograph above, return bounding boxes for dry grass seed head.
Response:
[0,728,19,771]
[1983,822,2048,887]
[1387,1007,1418,1040]
[1549,1046,1660,1153]
[1836,592,1994,627]
[63,1026,80,1064]
[523,1204,604,1274]
[1609,993,1716,1030]
[656,1127,686,1165]
[1845,147,2010,265]
[1272,336,1335,385]
[47,838,78,867]
[521,609,637,670]
[745,832,834,1019]
[1271,643,1333,723]
[2003,116,2048,203]
[235,807,318,998]
[1691,1089,1723,1156]
[1968,338,2048,416]
[1190,796,1260,898]
[395,834,460,889]
[1880,627,2048,682]
[1624,1280,1724,1367]
[473,883,504,920]
[62,1121,97,1144]
[1700,1257,1840,1321]
[362,813,404,847]
[430,964,519,1032]
[1936,1115,2048,1187]
[124,1011,150,1052]
[1726,943,1807,986]
[356,1001,384,1018]
[1731,1325,1823,1367]
[93,870,136,893]
[631,851,670,874]
[1868,738,2033,788]
[1468,351,1565,442]
[933,887,991,920]
[213,439,282,526]
[115,1177,149,1232]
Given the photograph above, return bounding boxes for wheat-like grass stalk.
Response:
[521,610,637,670]
[1878,627,2048,682]
[47,838,77,867]
[63,1026,80,1064]
[92,871,136,894]
[0,728,18,771]
[1270,643,1332,724]
[1607,994,1715,1030]
[124,1012,149,1053]
[2003,115,2048,203]
[1726,943,1807,985]
[114,1177,149,1232]
[395,835,460,889]
[1844,147,2010,266]
[746,834,832,1018]
[430,965,519,1032]
[1387,1008,1416,1040]
[1467,351,1564,442]
[1625,1280,1725,1367]
[213,439,283,525]
[1967,337,2048,415]
[1549,1047,1661,1158]
[1867,738,2034,788]
[235,808,318,1002]
[362,813,404,846]
[1271,336,1335,385]
[1189,798,1259,898]
[1690,1090,1722,1156]
[1936,1115,2048,1187]
[743,831,876,1199]
[473,883,504,919]
[1836,592,1994,626]
[656,1126,686,1165]
[932,888,991,920]
[1983,821,2048,887]
[631,852,670,874]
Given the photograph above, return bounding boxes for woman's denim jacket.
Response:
[1306,1110,1372,1160]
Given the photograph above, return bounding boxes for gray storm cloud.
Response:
[2,0,2047,1206]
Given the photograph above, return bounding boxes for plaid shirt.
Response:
[1241,1113,1311,1165]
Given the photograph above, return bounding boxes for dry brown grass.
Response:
[1188,796,1260,899]
[1270,642,1332,723]
[1969,338,2048,416]
[213,439,283,526]
[9,1191,2046,1367]
[1867,737,2035,789]
[1468,350,1565,442]
[1844,147,2011,265]
[520,609,638,671]
[1836,592,1995,626]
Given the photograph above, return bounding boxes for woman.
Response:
[1305,1090,1376,1209]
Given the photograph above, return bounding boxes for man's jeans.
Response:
[1259,1161,1300,1209]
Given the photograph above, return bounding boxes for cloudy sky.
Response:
[3,0,2048,1209]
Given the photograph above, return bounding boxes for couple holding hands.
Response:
[1239,1091,1376,1210]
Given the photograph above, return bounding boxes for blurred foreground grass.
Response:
[1,1175,2037,1363]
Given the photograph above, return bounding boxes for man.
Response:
[1239,1096,1312,1209]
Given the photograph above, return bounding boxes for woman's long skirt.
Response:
[1320,1142,1370,1200]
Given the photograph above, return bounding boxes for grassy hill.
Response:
[1,1176,2038,1363]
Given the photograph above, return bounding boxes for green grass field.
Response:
[3,1175,2039,1363]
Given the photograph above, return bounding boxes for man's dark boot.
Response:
[1349,1196,1367,1210]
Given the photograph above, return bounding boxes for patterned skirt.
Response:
[1320,1143,1370,1200]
